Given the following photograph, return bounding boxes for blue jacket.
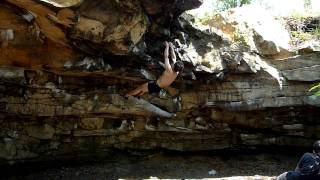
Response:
[297,153,320,176]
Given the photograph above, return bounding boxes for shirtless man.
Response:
[126,41,184,97]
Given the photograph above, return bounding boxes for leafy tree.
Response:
[304,0,311,10]
[214,0,252,12]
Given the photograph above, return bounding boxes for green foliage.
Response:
[290,11,308,21]
[286,12,320,45]
[309,83,320,97]
[195,0,252,24]
[198,12,214,24]
[311,26,320,38]
[304,0,311,10]
[290,25,320,45]
[291,31,313,41]
[233,29,247,45]
[201,61,212,68]
[214,0,252,12]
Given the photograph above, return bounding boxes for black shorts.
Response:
[148,81,161,94]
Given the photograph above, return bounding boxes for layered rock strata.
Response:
[0,0,319,165]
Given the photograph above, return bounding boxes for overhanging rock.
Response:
[0,0,319,165]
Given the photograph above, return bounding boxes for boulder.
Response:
[296,40,320,54]
[173,14,285,89]
[80,118,104,130]
[72,0,148,55]
[0,0,320,166]
[26,124,55,140]
[38,0,83,7]
[141,0,203,16]
[0,138,16,160]
[203,5,292,59]
[282,65,320,81]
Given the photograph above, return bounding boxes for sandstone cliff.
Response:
[0,0,319,166]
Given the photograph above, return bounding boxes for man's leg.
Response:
[126,88,141,97]
[137,83,148,96]
[277,171,301,180]
[126,83,148,97]
[277,172,288,180]
[126,85,143,97]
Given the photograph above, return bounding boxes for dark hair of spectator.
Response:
[313,140,320,153]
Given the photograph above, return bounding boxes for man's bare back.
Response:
[126,41,184,97]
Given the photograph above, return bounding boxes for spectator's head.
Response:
[173,61,184,72]
[313,140,320,155]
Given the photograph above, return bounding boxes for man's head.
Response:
[313,140,320,155]
[173,61,184,72]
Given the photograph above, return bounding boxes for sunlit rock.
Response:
[39,0,83,7]
[202,5,292,59]
[296,39,320,54]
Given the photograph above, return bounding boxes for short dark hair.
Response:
[313,140,320,153]
[173,61,184,72]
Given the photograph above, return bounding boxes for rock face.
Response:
[0,0,319,166]
[202,5,292,59]
[73,0,148,55]
[39,0,84,7]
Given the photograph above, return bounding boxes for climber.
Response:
[126,41,184,97]
[277,140,320,180]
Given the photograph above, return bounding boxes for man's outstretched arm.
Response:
[164,41,171,70]
[169,42,176,64]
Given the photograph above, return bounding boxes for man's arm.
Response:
[159,61,165,68]
[164,41,171,70]
[169,42,176,64]
[295,153,306,172]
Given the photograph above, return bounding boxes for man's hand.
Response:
[164,41,169,59]
[169,42,176,64]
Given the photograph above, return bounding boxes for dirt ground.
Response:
[4,150,302,180]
